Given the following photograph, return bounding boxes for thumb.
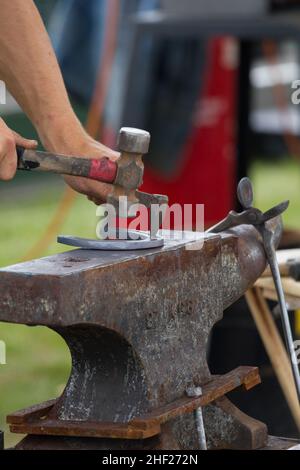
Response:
[12,131,38,150]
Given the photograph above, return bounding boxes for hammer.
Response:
[17,127,168,211]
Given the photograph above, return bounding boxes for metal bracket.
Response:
[7,367,260,441]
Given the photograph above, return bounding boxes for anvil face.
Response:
[0,228,269,449]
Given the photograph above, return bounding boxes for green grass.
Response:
[0,176,97,266]
[0,173,98,448]
[0,157,300,448]
[0,325,70,448]
[250,158,300,228]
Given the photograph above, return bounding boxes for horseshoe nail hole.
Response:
[63,258,90,263]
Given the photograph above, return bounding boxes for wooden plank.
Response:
[260,288,300,309]
[246,287,300,432]
[256,276,300,298]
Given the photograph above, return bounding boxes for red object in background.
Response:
[141,37,238,229]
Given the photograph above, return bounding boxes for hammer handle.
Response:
[16,146,117,184]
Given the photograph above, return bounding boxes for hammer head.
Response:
[107,128,168,213]
[114,127,150,190]
[118,127,151,155]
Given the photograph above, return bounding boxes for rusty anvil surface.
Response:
[0,225,280,450]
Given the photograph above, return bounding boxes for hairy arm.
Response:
[0,0,117,202]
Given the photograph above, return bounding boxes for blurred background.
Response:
[1,0,300,447]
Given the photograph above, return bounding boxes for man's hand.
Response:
[0,1,119,203]
[63,136,119,205]
[43,127,120,205]
[0,116,119,204]
[0,118,37,180]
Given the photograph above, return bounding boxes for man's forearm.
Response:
[0,0,86,151]
[0,0,118,203]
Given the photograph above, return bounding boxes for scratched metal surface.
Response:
[0,231,213,276]
[0,230,217,327]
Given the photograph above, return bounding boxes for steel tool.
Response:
[208,177,300,403]
[17,127,168,210]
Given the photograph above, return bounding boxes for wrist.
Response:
[37,112,88,154]
[36,112,119,162]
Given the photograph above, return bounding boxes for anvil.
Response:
[0,223,281,450]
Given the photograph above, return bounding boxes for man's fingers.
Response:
[64,175,111,205]
[12,131,38,149]
[0,118,37,181]
[0,133,17,180]
[87,195,104,206]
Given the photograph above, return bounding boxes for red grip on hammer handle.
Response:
[16,146,118,184]
[88,158,117,183]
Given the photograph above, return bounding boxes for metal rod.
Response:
[186,386,207,450]
[195,408,207,450]
[265,240,300,403]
